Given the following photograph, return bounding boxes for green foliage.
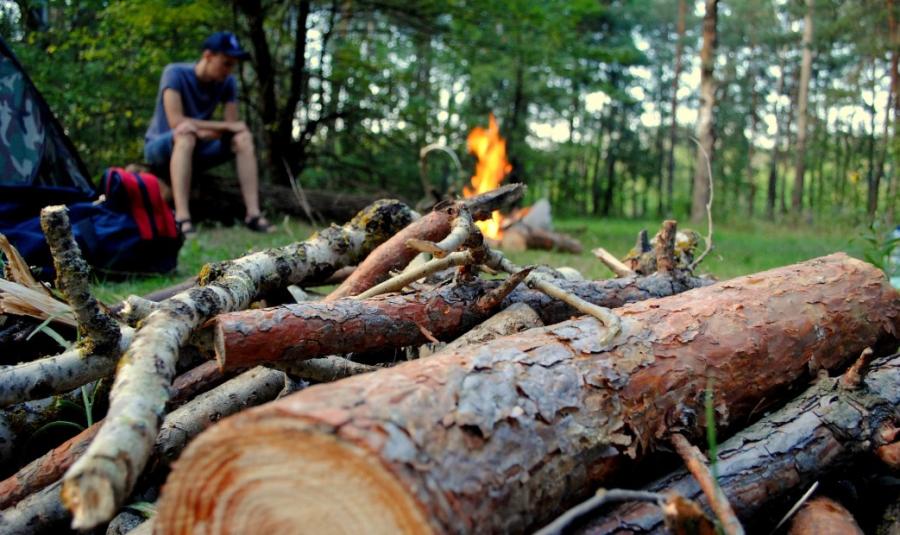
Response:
[854,221,900,274]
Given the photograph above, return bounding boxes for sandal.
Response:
[176,218,197,238]
[244,215,275,233]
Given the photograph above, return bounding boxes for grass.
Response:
[91,214,868,304]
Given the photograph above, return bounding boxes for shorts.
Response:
[144,131,235,174]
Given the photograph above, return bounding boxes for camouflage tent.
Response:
[0,35,94,214]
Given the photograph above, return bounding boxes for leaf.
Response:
[25,315,73,349]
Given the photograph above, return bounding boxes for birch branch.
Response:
[60,200,414,529]
[40,206,120,354]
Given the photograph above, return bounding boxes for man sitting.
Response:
[144,31,272,236]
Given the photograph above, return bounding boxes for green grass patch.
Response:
[92,215,868,304]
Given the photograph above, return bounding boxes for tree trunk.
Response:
[578,351,900,534]
[888,0,899,225]
[691,0,718,222]
[767,53,787,220]
[666,0,687,217]
[867,59,882,217]
[156,254,899,534]
[792,0,815,213]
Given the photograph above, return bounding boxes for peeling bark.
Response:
[156,254,899,534]
[579,352,900,534]
[215,273,707,370]
[61,200,415,529]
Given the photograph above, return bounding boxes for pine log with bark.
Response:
[156,254,899,534]
[60,200,415,529]
[576,350,900,534]
[214,272,709,369]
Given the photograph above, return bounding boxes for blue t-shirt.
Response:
[144,63,237,143]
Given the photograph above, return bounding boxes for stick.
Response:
[40,206,121,354]
[535,489,666,535]
[354,250,476,300]
[0,278,75,327]
[671,433,744,535]
[654,220,678,275]
[272,356,378,383]
[60,200,415,529]
[591,247,636,278]
[406,206,475,258]
[0,326,134,407]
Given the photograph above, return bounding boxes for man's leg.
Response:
[231,128,263,221]
[170,122,199,224]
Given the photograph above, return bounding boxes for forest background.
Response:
[0,0,897,232]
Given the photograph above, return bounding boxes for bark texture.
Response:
[791,0,815,211]
[0,480,67,534]
[215,273,708,369]
[578,352,900,534]
[156,254,899,534]
[0,326,134,407]
[60,200,415,529]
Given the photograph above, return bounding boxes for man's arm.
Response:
[163,89,245,136]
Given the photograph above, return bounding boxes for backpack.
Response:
[1,168,182,279]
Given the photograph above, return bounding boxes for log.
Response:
[502,225,583,254]
[214,273,708,369]
[789,497,863,535]
[576,351,900,534]
[156,254,900,534]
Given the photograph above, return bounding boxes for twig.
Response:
[535,489,666,535]
[771,481,819,534]
[671,432,745,535]
[406,206,475,257]
[839,347,875,390]
[283,157,322,227]
[689,137,714,271]
[591,247,636,278]
[354,250,477,299]
[272,355,378,383]
[40,206,121,354]
[486,249,621,346]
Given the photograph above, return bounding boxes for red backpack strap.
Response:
[137,172,177,239]
[112,167,154,240]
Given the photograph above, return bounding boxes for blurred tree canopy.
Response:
[2,0,897,225]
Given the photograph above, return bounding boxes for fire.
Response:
[464,114,512,240]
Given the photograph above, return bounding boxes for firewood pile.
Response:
[0,184,898,535]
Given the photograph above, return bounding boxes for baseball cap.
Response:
[202,31,250,60]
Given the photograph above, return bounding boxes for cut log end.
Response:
[61,471,117,530]
[156,417,432,535]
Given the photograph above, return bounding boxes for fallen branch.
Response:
[156,254,899,534]
[592,247,636,278]
[60,200,415,529]
[0,278,75,327]
[0,326,134,407]
[441,302,543,354]
[40,205,120,354]
[272,356,378,383]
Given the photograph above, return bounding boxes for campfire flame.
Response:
[464,114,512,240]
